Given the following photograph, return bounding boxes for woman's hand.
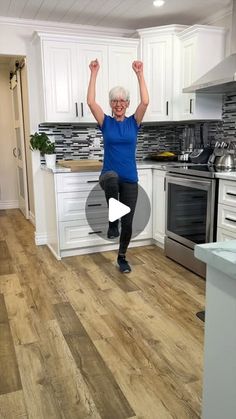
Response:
[132,60,143,75]
[89,59,100,74]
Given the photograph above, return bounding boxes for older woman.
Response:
[87,59,149,273]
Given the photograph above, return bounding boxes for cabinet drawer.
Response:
[59,221,109,249]
[218,204,236,233]
[219,180,236,206]
[217,227,236,242]
[57,191,107,221]
[56,172,100,192]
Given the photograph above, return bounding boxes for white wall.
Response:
[0,64,18,209]
[206,10,232,56]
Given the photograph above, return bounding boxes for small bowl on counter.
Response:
[145,151,178,162]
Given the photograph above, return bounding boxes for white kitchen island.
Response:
[195,240,236,419]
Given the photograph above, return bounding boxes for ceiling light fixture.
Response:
[153,0,165,7]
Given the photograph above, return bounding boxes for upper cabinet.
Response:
[33,33,138,123]
[41,39,108,123]
[138,25,187,122]
[138,24,225,122]
[176,25,225,120]
[108,45,138,116]
[33,26,225,124]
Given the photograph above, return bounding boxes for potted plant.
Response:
[30,132,56,168]
[44,142,56,168]
[30,132,49,154]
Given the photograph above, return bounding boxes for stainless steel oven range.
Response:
[165,164,219,278]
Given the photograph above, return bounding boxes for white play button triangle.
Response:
[108,198,131,222]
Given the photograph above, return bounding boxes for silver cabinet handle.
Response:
[190,98,193,114]
[81,102,84,117]
[87,203,102,207]
[75,102,78,117]
[226,192,236,197]
[166,101,169,116]
[225,217,236,223]
[88,230,102,234]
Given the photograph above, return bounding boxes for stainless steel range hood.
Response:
[183,0,236,94]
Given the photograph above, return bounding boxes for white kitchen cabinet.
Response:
[177,25,225,120]
[33,32,138,123]
[55,172,108,250]
[152,169,166,246]
[217,179,236,241]
[108,44,138,116]
[42,168,153,259]
[42,41,78,122]
[137,25,187,122]
[132,169,153,240]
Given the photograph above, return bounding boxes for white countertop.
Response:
[215,171,236,180]
[41,160,180,173]
[41,161,236,180]
[195,240,236,279]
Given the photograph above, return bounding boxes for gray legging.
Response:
[99,171,138,255]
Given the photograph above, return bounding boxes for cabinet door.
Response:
[179,32,223,120]
[152,170,166,245]
[42,40,79,122]
[181,38,196,119]
[108,45,138,116]
[217,227,236,242]
[142,36,172,121]
[77,43,109,121]
[132,169,152,240]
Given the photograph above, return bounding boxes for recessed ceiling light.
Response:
[153,0,165,7]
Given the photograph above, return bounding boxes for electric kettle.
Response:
[215,154,236,170]
[214,142,236,170]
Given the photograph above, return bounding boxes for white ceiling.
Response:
[0,0,232,30]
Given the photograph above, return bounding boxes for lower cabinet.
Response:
[56,172,108,251]
[152,169,166,246]
[44,168,154,258]
[132,169,153,240]
[217,179,236,242]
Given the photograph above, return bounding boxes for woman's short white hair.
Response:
[109,86,130,102]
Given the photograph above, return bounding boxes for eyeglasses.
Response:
[111,99,128,105]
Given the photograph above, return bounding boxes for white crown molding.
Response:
[0,16,136,38]
[178,24,226,40]
[34,31,139,45]
[137,24,187,37]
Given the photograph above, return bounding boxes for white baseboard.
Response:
[47,244,61,260]
[60,239,154,258]
[35,232,48,245]
[0,200,19,209]
[29,211,35,226]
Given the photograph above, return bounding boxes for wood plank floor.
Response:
[0,209,205,419]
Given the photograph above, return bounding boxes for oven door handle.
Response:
[165,175,212,191]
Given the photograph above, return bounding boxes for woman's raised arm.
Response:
[87,59,105,127]
[132,61,149,125]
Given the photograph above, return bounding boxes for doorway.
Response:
[0,55,33,221]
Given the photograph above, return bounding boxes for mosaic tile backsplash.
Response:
[39,92,236,162]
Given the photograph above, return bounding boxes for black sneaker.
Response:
[107,225,119,239]
[117,255,131,273]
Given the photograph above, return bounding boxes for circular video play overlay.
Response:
[85,182,151,240]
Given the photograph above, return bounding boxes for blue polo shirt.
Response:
[100,114,140,183]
